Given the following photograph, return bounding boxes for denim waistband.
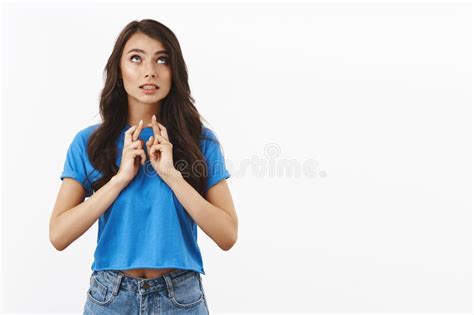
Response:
[91,268,197,296]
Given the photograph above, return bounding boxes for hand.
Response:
[115,120,146,184]
[145,114,178,178]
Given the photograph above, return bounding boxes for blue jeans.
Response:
[83,269,210,314]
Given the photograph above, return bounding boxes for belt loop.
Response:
[112,271,124,296]
[163,273,174,299]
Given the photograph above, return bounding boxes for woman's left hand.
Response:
[146,115,178,178]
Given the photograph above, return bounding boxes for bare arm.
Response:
[51,123,147,251]
[144,117,238,251]
[49,175,128,251]
[163,171,238,251]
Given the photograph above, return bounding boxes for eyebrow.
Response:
[127,48,169,55]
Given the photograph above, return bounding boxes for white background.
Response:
[1,0,472,313]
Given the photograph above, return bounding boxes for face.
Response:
[119,32,172,107]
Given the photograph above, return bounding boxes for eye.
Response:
[130,55,141,63]
[130,55,169,64]
[157,56,169,64]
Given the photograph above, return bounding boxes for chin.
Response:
[146,97,166,104]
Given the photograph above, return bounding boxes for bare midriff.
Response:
[120,268,177,279]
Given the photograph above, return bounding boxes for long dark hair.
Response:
[87,19,211,196]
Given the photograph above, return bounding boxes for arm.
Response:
[49,175,129,251]
[163,171,238,251]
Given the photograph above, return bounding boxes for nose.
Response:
[144,61,157,78]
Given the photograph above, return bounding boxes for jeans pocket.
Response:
[169,272,204,309]
[87,274,116,306]
[197,274,210,312]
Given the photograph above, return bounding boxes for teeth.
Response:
[142,86,156,90]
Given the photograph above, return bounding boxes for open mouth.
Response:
[140,86,158,94]
[139,83,159,89]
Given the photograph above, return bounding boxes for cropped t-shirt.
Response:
[59,123,231,275]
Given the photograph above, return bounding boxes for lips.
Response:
[139,83,159,89]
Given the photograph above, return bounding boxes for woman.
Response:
[49,19,238,314]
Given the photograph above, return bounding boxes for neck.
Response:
[127,100,161,127]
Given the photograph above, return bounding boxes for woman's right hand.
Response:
[115,120,147,185]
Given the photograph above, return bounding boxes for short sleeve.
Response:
[202,129,231,191]
[60,132,94,197]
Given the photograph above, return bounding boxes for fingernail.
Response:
[152,114,156,121]
[139,119,143,125]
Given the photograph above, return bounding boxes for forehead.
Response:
[123,32,166,53]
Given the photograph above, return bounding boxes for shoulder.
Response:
[200,126,220,142]
[199,126,228,157]
[74,123,101,141]
[69,123,101,147]
[200,126,221,149]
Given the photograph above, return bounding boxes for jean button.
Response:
[143,283,150,289]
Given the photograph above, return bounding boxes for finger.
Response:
[132,119,144,141]
[150,143,171,155]
[155,134,170,145]
[150,144,164,156]
[125,140,140,150]
[125,146,140,159]
[140,150,146,165]
[148,145,156,161]
[156,122,169,140]
[149,145,156,156]
[151,114,161,140]
[125,125,138,145]
[131,150,142,167]
[131,149,145,160]
[147,137,156,160]
[146,135,154,148]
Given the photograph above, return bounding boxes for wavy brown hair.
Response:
[87,19,212,196]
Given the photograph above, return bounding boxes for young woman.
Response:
[49,19,238,314]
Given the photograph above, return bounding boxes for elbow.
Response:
[220,240,235,251]
[220,228,238,251]
[50,238,64,252]
[49,229,66,251]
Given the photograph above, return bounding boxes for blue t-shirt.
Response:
[59,123,231,275]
